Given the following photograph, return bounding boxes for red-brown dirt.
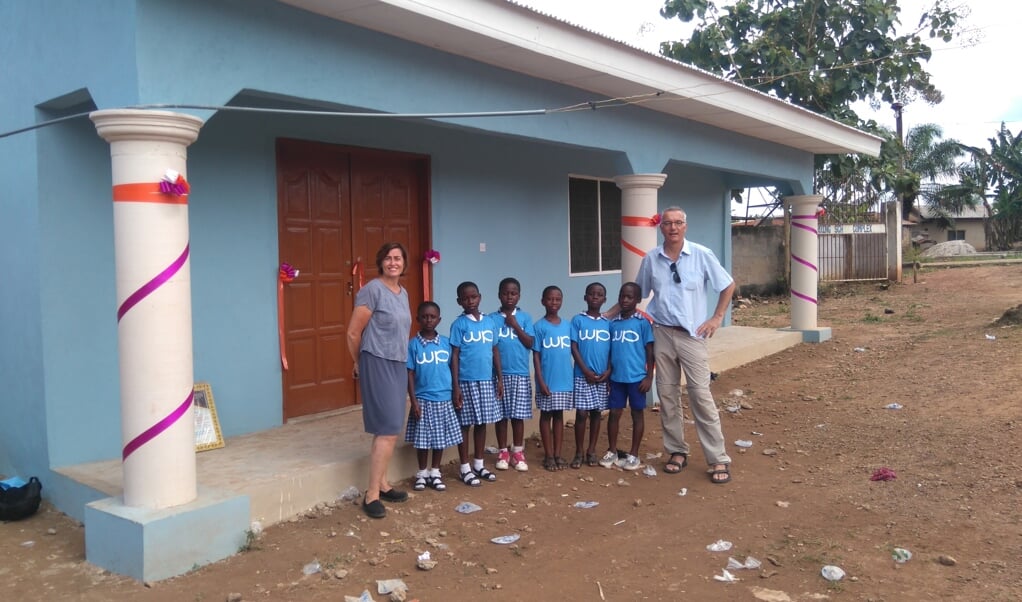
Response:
[3,265,1020,601]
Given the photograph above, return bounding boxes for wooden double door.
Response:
[276,139,428,420]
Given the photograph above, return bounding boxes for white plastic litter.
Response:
[985,334,996,340]
[642,465,657,477]
[821,565,846,581]
[727,556,763,570]
[854,347,866,352]
[678,488,688,497]
[455,501,482,514]
[884,403,904,410]
[302,560,321,576]
[484,446,499,454]
[377,579,408,595]
[734,439,753,448]
[573,501,599,509]
[249,521,263,536]
[706,539,733,552]
[713,569,738,582]
[892,547,912,563]
[417,551,431,562]
[491,534,520,545]
[339,486,361,501]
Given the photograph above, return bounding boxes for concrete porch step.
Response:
[56,325,802,527]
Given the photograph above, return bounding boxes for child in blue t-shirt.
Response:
[406,301,461,492]
[532,285,573,471]
[489,277,535,472]
[569,282,611,469]
[602,282,655,472]
[450,281,503,486]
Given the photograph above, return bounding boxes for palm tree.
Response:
[895,123,964,218]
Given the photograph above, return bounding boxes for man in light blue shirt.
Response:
[636,206,736,484]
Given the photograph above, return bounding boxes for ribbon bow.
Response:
[159,169,190,196]
[621,213,661,227]
[279,262,298,283]
[424,249,441,265]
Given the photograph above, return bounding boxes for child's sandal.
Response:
[460,469,481,487]
[569,454,583,469]
[429,476,446,491]
[413,475,428,491]
[585,453,599,467]
[474,467,497,482]
[543,457,558,472]
[555,456,569,470]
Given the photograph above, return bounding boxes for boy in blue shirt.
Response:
[601,282,655,471]
[450,281,503,486]
[569,282,611,468]
[490,277,535,472]
[406,301,461,492]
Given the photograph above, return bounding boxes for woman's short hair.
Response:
[375,242,408,275]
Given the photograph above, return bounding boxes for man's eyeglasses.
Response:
[662,220,686,228]
[669,262,681,283]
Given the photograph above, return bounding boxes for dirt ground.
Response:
[3,265,1020,601]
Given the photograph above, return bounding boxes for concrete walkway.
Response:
[57,326,802,527]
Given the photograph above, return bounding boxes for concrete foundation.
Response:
[84,486,249,582]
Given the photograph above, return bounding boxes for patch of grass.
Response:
[238,529,260,553]
[862,313,883,323]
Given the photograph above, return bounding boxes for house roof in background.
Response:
[278,0,882,156]
[920,205,987,220]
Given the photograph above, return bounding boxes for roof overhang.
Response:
[278,0,881,157]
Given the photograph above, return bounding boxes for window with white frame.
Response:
[568,177,621,274]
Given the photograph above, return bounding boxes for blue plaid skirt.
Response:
[573,376,609,411]
[405,399,463,449]
[536,390,573,412]
[498,374,534,420]
[457,380,502,426]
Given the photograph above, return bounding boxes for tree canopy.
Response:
[659,0,962,125]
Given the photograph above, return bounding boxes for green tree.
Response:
[945,124,1022,250]
[659,0,963,125]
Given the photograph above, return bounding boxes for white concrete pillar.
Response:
[91,109,203,509]
[886,200,903,282]
[787,195,825,331]
[614,173,667,282]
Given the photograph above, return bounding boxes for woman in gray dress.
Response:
[347,242,413,518]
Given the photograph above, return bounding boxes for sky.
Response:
[518,0,1022,151]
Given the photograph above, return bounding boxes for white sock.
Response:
[472,458,484,471]
[460,463,471,474]
[512,446,524,453]
[416,469,429,478]
[429,468,442,478]
[499,447,508,453]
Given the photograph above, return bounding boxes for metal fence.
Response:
[818,223,888,281]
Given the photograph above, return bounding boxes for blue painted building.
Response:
[0,0,879,523]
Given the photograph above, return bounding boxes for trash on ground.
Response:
[303,560,321,575]
[727,556,763,570]
[706,539,733,552]
[645,452,662,460]
[343,590,375,602]
[985,334,996,340]
[249,521,263,536]
[854,347,866,352]
[573,501,599,509]
[377,579,408,595]
[891,547,912,563]
[884,403,903,410]
[729,389,745,397]
[339,486,361,501]
[713,569,738,582]
[484,446,499,454]
[734,439,753,448]
[416,551,436,570]
[870,467,897,481]
[642,465,657,477]
[491,534,520,545]
[751,431,763,436]
[613,520,626,526]
[455,501,482,514]
[678,488,688,497]
[821,565,845,581]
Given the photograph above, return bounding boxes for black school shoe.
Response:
[379,488,408,503]
[362,497,386,519]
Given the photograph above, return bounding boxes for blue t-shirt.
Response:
[407,334,453,402]
[449,313,498,382]
[489,308,535,376]
[532,317,573,393]
[609,314,654,383]
[570,312,611,377]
